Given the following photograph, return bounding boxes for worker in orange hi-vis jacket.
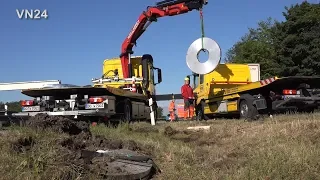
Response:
[168,99,175,121]
[181,77,195,120]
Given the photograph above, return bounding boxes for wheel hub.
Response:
[240,104,248,116]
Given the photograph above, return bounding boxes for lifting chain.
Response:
[199,8,205,51]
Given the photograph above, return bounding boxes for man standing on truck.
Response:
[181,77,195,120]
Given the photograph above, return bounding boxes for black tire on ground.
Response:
[239,99,258,120]
[123,99,132,123]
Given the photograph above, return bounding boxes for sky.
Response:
[0,0,314,114]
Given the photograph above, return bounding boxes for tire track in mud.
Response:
[10,114,157,179]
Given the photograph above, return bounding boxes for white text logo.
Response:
[16,9,48,20]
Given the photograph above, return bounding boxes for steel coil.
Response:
[186,37,221,74]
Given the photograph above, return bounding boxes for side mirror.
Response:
[157,69,162,84]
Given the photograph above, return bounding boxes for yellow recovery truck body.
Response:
[189,63,320,120]
[94,56,158,95]
[14,54,163,123]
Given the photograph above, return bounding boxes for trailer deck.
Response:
[21,86,148,101]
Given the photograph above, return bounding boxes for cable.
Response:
[199,8,205,51]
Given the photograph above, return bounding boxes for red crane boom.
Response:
[120,0,208,78]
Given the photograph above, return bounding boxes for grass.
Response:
[2,113,320,179]
[0,127,74,180]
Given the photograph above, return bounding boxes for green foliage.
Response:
[226,2,320,78]
[225,18,279,79]
[0,101,21,112]
[273,2,320,76]
[156,106,163,118]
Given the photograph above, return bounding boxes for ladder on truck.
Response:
[0,80,61,115]
[92,76,143,92]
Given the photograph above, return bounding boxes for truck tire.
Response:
[123,99,132,123]
[239,99,258,120]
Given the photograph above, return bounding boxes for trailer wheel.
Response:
[123,99,132,123]
[239,99,258,120]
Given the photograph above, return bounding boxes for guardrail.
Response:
[0,105,8,116]
[0,105,24,127]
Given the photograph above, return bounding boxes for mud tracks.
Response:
[9,114,158,179]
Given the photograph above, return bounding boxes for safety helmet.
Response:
[184,77,190,81]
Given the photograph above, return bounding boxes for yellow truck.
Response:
[187,63,320,120]
[13,55,164,123]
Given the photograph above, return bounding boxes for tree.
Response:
[226,2,320,78]
[6,101,22,112]
[0,101,21,112]
[156,106,163,118]
[225,18,280,79]
[273,2,320,76]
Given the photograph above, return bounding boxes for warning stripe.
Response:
[260,77,276,86]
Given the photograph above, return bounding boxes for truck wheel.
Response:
[239,100,258,120]
[123,99,132,123]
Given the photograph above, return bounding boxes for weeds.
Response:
[1,113,320,179]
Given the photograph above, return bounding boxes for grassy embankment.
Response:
[1,113,320,179]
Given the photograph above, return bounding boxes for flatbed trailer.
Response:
[13,85,154,122]
[0,80,62,127]
[194,76,320,120]
[10,55,170,125]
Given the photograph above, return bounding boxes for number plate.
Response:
[284,95,300,99]
[22,106,40,112]
[85,103,105,109]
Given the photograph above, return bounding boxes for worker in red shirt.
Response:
[181,77,195,120]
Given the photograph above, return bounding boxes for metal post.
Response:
[149,98,155,126]
[4,105,7,116]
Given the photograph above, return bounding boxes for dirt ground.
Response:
[3,113,320,179]
[9,114,156,179]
